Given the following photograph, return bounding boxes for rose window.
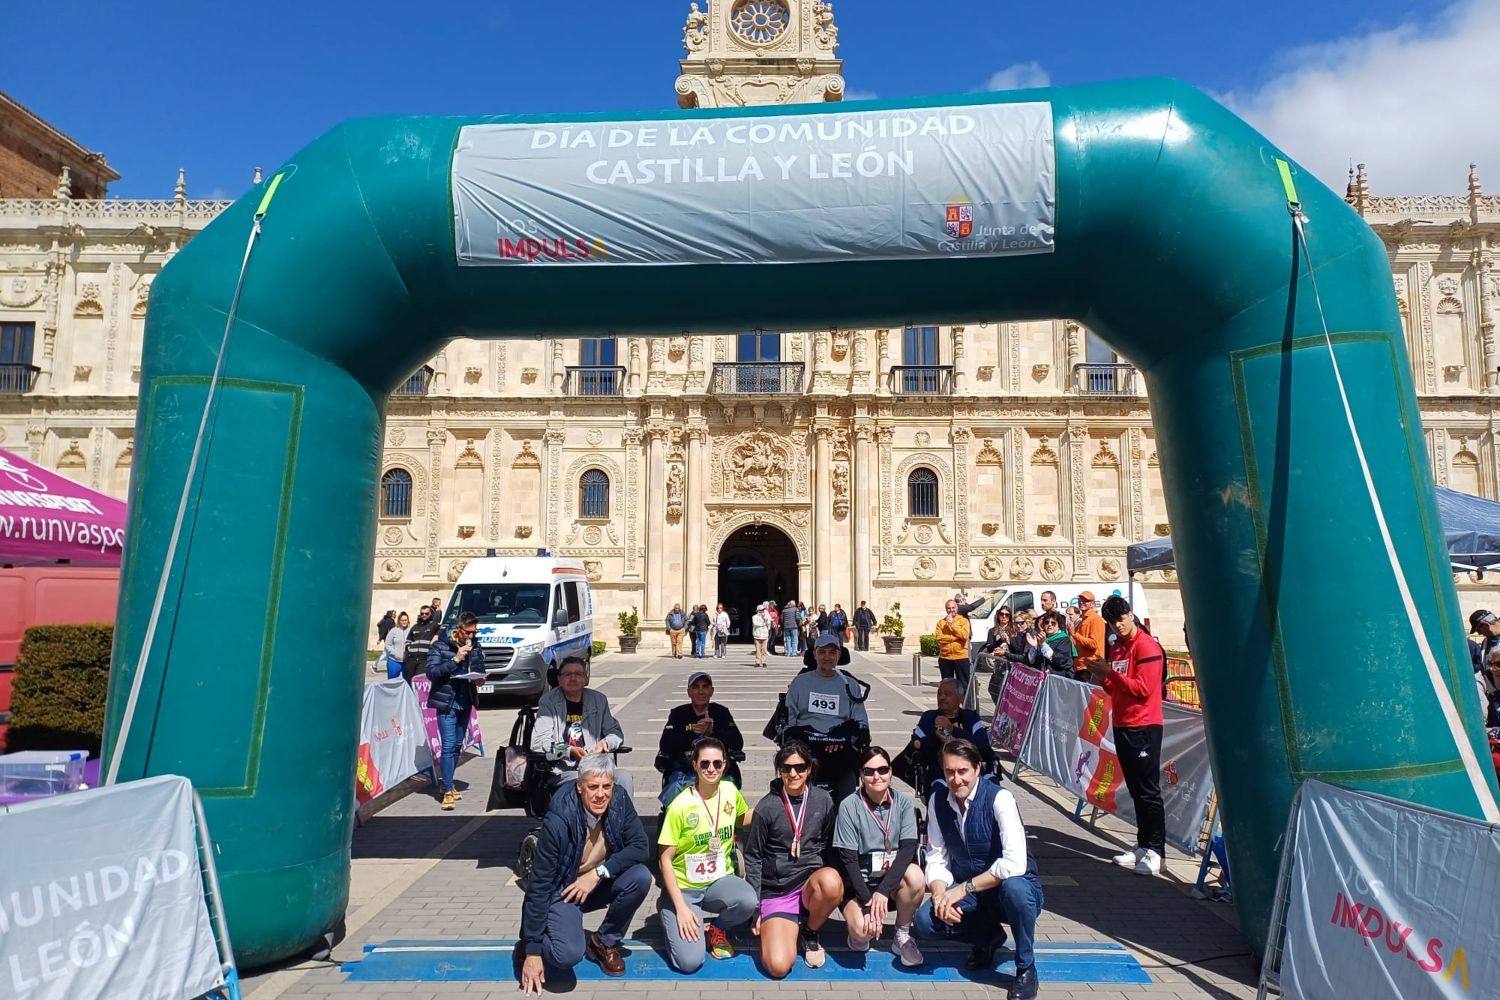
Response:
[730,0,790,44]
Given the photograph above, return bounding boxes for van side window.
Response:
[563,581,582,624]
[1008,592,1035,616]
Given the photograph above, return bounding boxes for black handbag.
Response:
[763,692,788,742]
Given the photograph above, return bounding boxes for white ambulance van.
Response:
[440,557,593,699]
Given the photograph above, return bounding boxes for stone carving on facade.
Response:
[669,336,687,360]
[563,453,625,523]
[1418,261,1437,391]
[1031,437,1059,465]
[380,559,403,583]
[515,525,533,538]
[583,525,603,545]
[980,522,1000,536]
[1097,521,1118,537]
[587,428,603,446]
[913,523,933,545]
[913,556,937,580]
[814,0,838,49]
[975,439,1003,466]
[1010,556,1035,580]
[389,428,405,447]
[512,441,541,469]
[979,556,1003,581]
[447,559,468,583]
[706,509,810,565]
[717,429,794,499]
[832,462,849,519]
[1092,440,1120,467]
[830,329,850,360]
[914,430,931,447]
[455,439,483,469]
[1041,557,1066,582]
[584,559,603,582]
[666,461,686,520]
[683,1,709,50]
[383,526,404,545]
[1099,558,1121,581]
[73,365,92,382]
[0,275,42,308]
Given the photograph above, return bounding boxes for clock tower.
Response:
[676,1,845,108]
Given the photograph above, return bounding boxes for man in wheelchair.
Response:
[780,632,871,801]
[531,656,635,809]
[657,671,745,806]
[905,679,996,796]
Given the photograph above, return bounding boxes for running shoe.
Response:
[846,929,870,952]
[801,927,826,968]
[705,922,734,961]
[892,927,924,967]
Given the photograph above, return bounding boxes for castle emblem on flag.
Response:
[945,200,973,238]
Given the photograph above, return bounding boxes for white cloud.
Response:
[1220,0,1500,195]
[981,62,1050,92]
[844,89,880,102]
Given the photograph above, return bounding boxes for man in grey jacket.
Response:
[531,656,635,801]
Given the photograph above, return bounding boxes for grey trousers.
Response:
[659,875,758,973]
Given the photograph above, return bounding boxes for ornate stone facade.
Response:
[3,12,1499,645]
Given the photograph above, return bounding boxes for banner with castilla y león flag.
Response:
[1017,674,1215,855]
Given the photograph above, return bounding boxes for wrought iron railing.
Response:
[1072,363,1141,396]
[710,362,804,394]
[0,364,40,393]
[888,365,954,395]
[564,365,626,396]
[391,366,434,397]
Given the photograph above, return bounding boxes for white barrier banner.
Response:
[356,678,435,804]
[0,775,222,1000]
[1279,780,1497,998]
[1016,674,1215,855]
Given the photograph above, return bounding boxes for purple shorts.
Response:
[759,884,804,922]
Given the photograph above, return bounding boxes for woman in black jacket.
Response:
[743,742,843,978]
[1023,610,1075,675]
[658,671,744,805]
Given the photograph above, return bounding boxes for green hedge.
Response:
[7,624,113,756]
[592,640,606,658]
[919,634,939,658]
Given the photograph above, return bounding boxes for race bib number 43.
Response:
[808,693,841,716]
[685,849,727,882]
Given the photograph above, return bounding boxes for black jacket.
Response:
[520,783,648,955]
[659,702,744,764]
[854,607,878,629]
[744,780,836,898]
[376,613,396,641]
[690,609,711,633]
[425,628,484,714]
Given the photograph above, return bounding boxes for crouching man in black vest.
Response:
[914,739,1044,1000]
[516,754,652,994]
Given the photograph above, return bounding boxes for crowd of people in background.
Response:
[663,598,881,661]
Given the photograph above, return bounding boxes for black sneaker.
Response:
[800,927,826,968]
[1009,962,1039,1000]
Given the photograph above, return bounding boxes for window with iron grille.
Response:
[381,468,413,518]
[580,469,610,519]
[907,467,939,518]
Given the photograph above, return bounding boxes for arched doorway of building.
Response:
[717,524,798,642]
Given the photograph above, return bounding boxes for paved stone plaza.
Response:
[240,648,1258,1000]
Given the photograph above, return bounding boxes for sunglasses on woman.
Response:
[779,762,810,775]
[696,759,725,771]
[860,765,892,777]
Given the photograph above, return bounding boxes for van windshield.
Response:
[965,592,1003,619]
[443,583,550,626]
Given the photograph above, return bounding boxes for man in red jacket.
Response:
[1082,594,1166,877]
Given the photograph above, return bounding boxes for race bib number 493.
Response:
[809,693,841,716]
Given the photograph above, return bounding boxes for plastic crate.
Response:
[0,749,88,797]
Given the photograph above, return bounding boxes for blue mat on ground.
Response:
[343,938,1151,985]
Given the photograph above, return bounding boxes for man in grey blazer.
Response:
[531,655,635,802]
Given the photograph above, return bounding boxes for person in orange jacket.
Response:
[934,598,973,703]
[1071,591,1107,675]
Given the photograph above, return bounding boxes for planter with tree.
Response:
[617,606,640,653]
[878,602,906,654]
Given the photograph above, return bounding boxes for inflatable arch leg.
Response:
[104,79,1499,965]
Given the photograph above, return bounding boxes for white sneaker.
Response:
[892,928,924,967]
[1134,849,1162,876]
[846,930,870,953]
[1112,847,1143,868]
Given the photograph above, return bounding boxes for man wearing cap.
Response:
[785,632,871,800]
[1470,610,1500,674]
[658,671,745,805]
[1072,591,1108,670]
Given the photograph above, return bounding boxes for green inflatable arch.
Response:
[103,79,1498,966]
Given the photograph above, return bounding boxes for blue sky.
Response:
[3,0,1491,198]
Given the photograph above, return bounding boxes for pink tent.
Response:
[0,448,126,567]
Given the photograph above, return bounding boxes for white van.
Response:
[440,557,593,699]
[962,581,1152,660]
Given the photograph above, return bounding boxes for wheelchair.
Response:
[492,703,633,819]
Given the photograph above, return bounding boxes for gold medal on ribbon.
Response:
[791,839,802,859]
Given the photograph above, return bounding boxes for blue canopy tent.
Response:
[1129,486,1500,575]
